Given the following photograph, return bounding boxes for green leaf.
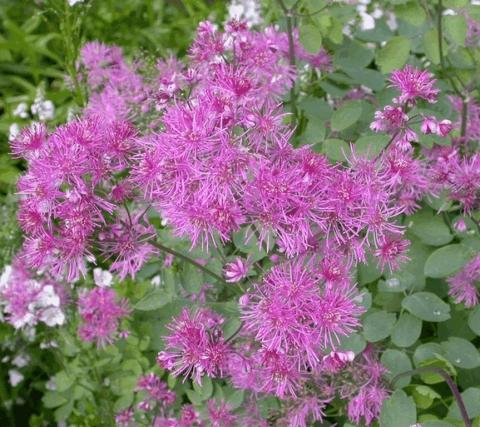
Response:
[232,227,267,262]
[226,390,245,410]
[395,1,426,26]
[412,385,441,410]
[299,24,322,54]
[193,376,213,400]
[408,210,453,246]
[186,389,204,405]
[424,244,470,278]
[448,387,480,420]
[391,313,422,348]
[441,337,480,369]
[381,349,413,388]
[444,15,467,45]
[376,36,411,73]
[331,100,363,131]
[344,68,386,91]
[299,97,332,120]
[113,394,134,412]
[354,134,390,158]
[423,29,441,65]
[338,332,367,355]
[380,390,417,427]
[54,401,73,422]
[322,138,350,162]
[363,310,396,342]
[135,289,172,311]
[402,292,451,322]
[418,355,457,384]
[42,391,68,409]
[54,371,74,392]
[334,40,374,70]
[468,306,480,336]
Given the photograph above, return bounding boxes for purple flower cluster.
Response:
[447,254,480,307]
[77,287,130,346]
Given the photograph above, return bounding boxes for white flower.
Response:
[12,354,30,368]
[68,0,84,6]
[13,102,29,119]
[46,378,57,391]
[36,285,61,307]
[8,123,20,142]
[39,307,65,327]
[93,268,113,288]
[8,369,24,387]
[0,265,12,290]
[227,0,262,27]
[151,275,162,287]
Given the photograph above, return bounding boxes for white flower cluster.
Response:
[9,86,55,142]
[0,266,65,329]
[227,0,262,27]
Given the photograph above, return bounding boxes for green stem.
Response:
[149,240,226,284]
[392,367,472,427]
[277,0,298,125]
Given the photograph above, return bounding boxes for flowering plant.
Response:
[1,0,480,426]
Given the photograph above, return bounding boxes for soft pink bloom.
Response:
[157,308,231,384]
[224,257,249,283]
[447,255,480,307]
[77,287,130,347]
[389,65,439,104]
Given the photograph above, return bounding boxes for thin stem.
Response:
[149,240,226,284]
[437,0,469,138]
[392,367,472,427]
[374,131,399,162]
[225,321,244,344]
[277,0,298,125]
[291,5,328,18]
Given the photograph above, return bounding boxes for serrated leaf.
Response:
[331,100,363,131]
[376,36,411,73]
[402,292,451,322]
[424,244,469,278]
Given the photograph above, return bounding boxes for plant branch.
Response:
[149,240,226,284]
[277,0,298,125]
[392,367,472,427]
[437,0,468,138]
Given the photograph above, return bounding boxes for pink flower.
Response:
[224,257,249,283]
[421,116,438,135]
[447,255,480,307]
[157,308,231,384]
[347,385,389,426]
[437,119,453,137]
[322,350,355,373]
[374,235,410,271]
[10,122,47,160]
[389,65,439,104]
[77,287,130,347]
[207,400,237,427]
